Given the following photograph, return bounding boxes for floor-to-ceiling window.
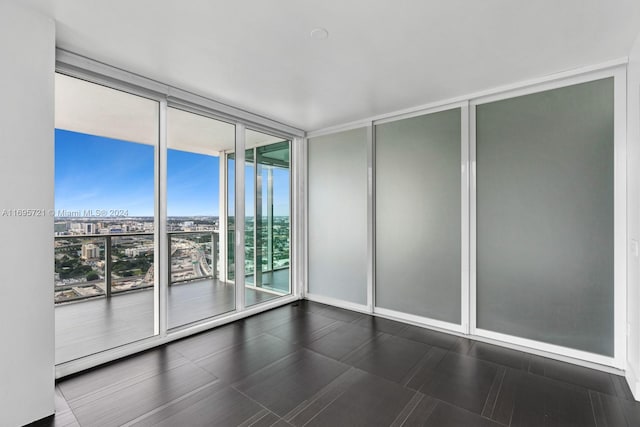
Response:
[54,61,300,369]
[54,73,159,364]
[166,107,236,329]
[229,130,292,307]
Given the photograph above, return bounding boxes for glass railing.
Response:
[169,231,219,284]
[54,230,219,304]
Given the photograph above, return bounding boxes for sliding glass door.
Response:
[308,129,368,305]
[54,71,298,367]
[375,109,462,326]
[226,130,292,307]
[245,130,291,306]
[54,73,158,364]
[166,107,236,329]
[474,78,615,356]
[306,69,621,368]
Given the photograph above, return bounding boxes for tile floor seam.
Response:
[488,367,507,420]
[289,384,346,426]
[60,351,189,398]
[401,347,438,388]
[231,385,285,421]
[117,377,222,427]
[236,408,270,427]
[228,349,305,389]
[507,394,516,427]
[187,332,275,364]
[64,357,195,409]
[298,400,331,427]
[389,391,424,427]
[283,367,360,423]
[587,390,601,427]
[301,319,343,342]
[394,331,455,352]
[481,366,506,419]
[261,319,337,346]
[338,331,384,364]
[416,396,440,425]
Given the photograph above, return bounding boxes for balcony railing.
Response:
[168,231,219,284]
[54,231,219,304]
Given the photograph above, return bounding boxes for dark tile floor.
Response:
[33,300,640,426]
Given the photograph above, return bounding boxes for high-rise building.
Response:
[81,243,99,260]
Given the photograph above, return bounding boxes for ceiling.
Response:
[22,0,640,132]
[56,73,284,154]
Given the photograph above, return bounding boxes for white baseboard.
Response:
[304,293,370,314]
[302,295,631,382]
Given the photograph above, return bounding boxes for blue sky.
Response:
[55,129,155,216]
[167,149,219,216]
[55,129,289,217]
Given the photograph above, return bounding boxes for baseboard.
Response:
[304,293,370,314]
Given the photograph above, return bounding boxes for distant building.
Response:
[81,243,100,260]
[125,244,154,257]
[81,223,95,234]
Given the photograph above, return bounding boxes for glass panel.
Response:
[227,156,235,281]
[245,130,291,306]
[257,141,291,291]
[244,148,256,288]
[54,73,158,364]
[308,128,367,304]
[111,235,154,294]
[166,107,235,329]
[375,109,461,323]
[476,78,614,356]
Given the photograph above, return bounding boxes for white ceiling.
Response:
[23,0,640,131]
[55,73,159,145]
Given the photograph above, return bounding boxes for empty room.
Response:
[3,1,640,426]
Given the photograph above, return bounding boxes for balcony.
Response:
[54,231,289,364]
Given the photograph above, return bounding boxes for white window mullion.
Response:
[157,99,169,336]
[235,124,246,312]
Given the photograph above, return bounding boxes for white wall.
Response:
[0,2,55,426]
[627,31,640,400]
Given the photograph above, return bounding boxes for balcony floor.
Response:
[55,270,289,364]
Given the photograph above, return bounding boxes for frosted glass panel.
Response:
[375,109,461,323]
[476,78,614,356]
[308,128,367,304]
